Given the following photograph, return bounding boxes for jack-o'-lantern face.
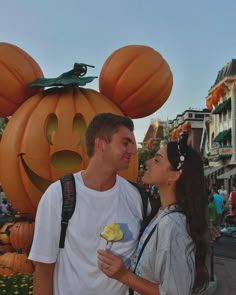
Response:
[0,87,138,217]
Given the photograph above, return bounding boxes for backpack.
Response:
[59,173,159,248]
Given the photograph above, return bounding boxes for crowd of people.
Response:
[207,183,236,240]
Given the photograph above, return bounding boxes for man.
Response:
[29,113,145,295]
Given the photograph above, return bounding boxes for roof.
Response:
[213,129,231,142]
[214,59,236,86]
[204,166,222,176]
[217,167,236,179]
[142,123,158,142]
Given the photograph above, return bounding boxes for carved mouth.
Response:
[18,151,82,192]
[18,153,53,192]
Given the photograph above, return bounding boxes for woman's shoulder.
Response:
[158,210,188,239]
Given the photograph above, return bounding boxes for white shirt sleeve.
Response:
[29,182,62,263]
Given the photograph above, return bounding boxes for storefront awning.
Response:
[217,167,236,179]
[212,98,231,115]
[204,166,222,176]
[213,129,231,142]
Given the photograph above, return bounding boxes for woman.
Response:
[97,133,209,295]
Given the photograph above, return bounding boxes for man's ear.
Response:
[94,138,105,153]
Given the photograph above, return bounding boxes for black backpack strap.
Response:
[129,181,161,237]
[59,173,76,248]
[129,181,148,219]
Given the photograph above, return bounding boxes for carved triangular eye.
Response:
[72,114,86,145]
[45,114,58,145]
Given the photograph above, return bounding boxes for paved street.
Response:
[202,237,236,295]
[213,236,236,259]
[213,256,236,295]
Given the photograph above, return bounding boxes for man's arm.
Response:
[33,261,55,295]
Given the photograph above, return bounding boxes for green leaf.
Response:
[29,62,98,88]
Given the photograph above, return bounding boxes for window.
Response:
[195,114,204,119]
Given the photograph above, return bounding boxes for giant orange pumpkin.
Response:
[0,42,44,117]
[0,251,34,275]
[0,84,138,218]
[99,45,173,118]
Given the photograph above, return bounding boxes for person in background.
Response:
[218,184,228,202]
[208,195,221,241]
[29,113,148,295]
[98,132,209,295]
[221,204,236,231]
[0,199,9,214]
[229,185,236,207]
[212,185,224,227]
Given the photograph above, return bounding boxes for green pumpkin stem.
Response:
[28,63,97,88]
[16,248,23,254]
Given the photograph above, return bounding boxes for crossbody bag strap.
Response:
[128,224,157,295]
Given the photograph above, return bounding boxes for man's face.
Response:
[104,126,136,171]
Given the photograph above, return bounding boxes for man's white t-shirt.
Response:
[29,172,143,295]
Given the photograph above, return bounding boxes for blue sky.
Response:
[1,0,236,143]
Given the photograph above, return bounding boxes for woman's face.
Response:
[142,145,172,186]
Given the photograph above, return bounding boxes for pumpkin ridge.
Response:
[100,46,152,99]
[6,43,43,79]
[0,45,43,89]
[113,47,155,99]
[0,60,27,95]
[18,97,45,212]
[116,57,166,105]
[0,93,18,106]
[127,76,172,116]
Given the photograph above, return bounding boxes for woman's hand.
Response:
[98,249,159,295]
[97,249,129,284]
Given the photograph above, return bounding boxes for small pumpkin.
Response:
[0,222,14,245]
[99,45,173,118]
[9,221,35,252]
[0,42,44,117]
[0,250,34,275]
[0,64,138,217]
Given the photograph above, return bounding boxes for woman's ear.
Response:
[169,170,181,183]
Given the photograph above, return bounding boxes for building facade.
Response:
[168,108,210,154]
[205,59,236,189]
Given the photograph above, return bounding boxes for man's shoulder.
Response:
[116,175,139,190]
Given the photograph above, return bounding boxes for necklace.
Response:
[160,202,180,211]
